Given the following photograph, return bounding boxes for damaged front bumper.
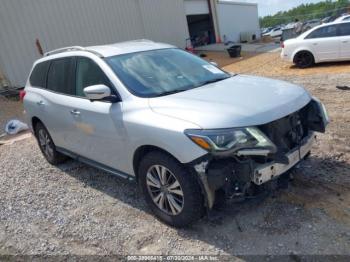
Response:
[193,133,315,209]
[253,132,315,185]
[190,98,328,210]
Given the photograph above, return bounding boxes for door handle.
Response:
[70,109,81,116]
[312,43,318,45]
[342,40,348,43]
[36,100,45,106]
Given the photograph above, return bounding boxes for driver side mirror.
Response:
[83,84,119,102]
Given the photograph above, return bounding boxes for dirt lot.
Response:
[0,97,26,135]
[203,50,350,77]
[0,52,350,258]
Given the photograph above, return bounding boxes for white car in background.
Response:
[283,22,297,30]
[334,14,350,22]
[281,21,350,68]
[263,27,283,38]
[303,19,321,31]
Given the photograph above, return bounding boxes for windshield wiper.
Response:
[155,89,189,97]
[196,76,231,87]
[154,76,231,97]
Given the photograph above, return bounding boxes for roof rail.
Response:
[44,46,103,57]
[131,39,154,42]
[111,39,154,46]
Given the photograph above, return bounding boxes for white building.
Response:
[0,0,259,87]
[185,0,260,44]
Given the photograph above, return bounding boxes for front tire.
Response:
[138,151,204,227]
[294,51,314,68]
[34,122,67,165]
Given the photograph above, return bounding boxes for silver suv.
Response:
[24,40,329,227]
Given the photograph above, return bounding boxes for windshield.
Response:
[105,48,229,97]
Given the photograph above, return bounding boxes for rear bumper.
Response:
[253,132,315,185]
[281,50,293,62]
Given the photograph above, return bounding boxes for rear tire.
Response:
[138,151,204,227]
[34,122,68,165]
[294,51,314,68]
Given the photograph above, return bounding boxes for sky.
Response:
[238,0,323,17]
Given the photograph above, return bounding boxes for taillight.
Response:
[281,42,285,48]
[19,90,26,102]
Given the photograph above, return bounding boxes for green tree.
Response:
[260,0,350,28]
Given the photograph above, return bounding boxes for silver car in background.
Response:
[23,40,329,227]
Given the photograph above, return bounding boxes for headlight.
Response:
[312,97,329,125]
[185,127,276,154]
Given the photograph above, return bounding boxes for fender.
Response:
[292,47,318,63]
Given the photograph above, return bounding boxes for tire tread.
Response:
[34,122,68,165]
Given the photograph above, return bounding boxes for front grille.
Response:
[259,103,311,153]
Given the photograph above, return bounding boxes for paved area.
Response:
[195,43,281,53]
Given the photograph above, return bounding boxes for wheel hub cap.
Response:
[146,165,184,216]
[38,129,53,159]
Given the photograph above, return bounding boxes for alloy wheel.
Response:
[146,165,184,216]
[296,52,313,68]
[38,128,54,159]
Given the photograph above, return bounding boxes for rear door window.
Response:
[75,57,110,97]
[47,58,75,95]
[29,61,50,88]
[338,23,350,36]
[306,25,337,39]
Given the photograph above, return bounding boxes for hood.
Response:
[148,75,311,129]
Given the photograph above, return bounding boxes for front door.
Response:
[44,57,78,150]
[67,57,127,171]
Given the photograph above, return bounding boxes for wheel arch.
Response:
[292,49,316,64]
[31,116,43,132]
[132,145,182,181]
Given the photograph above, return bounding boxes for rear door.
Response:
[24,60,50,130]
[304,25,339,61]
[337,23,350,59]
[43,57,77,150]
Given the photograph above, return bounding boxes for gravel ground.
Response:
[0,62,349,257]
[1,136,349,256]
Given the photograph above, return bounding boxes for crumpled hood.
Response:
[149,75,311,129]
